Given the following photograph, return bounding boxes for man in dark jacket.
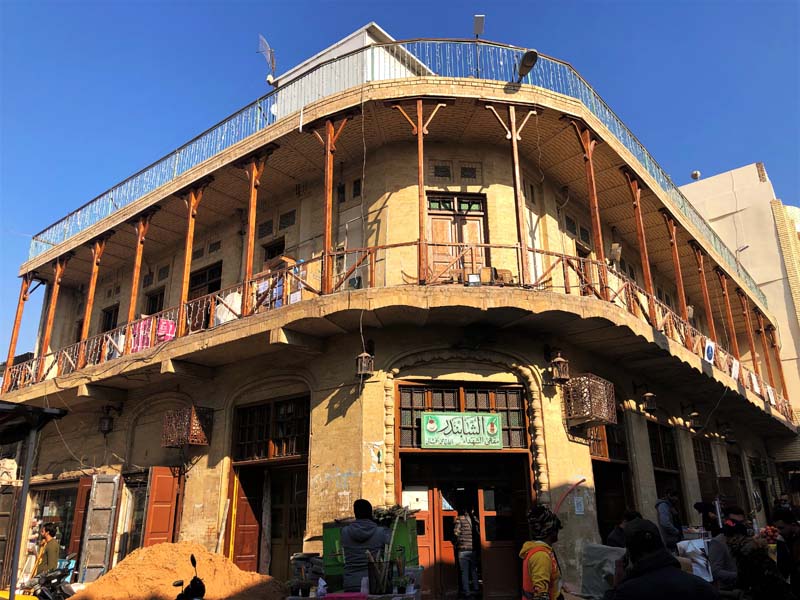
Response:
[606,510,642,548]
[341,499,391,592]
[707,505,745,590]
[603,518,718,600]
[655,490,683,552]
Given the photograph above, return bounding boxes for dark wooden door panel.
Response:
[68,476,93,556]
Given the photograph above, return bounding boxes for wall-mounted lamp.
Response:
[680,403,701,428]
[356,352,374,379]
[642,392,658,411]
[516,49,539,83]
[98,404,123,436]
[549,351,570,384]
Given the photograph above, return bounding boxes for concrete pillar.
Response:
[673,427,702,522]
[623,408,658,521]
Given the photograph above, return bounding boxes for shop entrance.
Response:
[401,454,530,600]
[229,465,307,581]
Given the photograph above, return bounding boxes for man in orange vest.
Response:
[520,504,564,600]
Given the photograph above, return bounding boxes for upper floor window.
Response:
[158,265,170,281]
[648,422,679,471]
[428,195,484,214]
[101,304,119,332]
[258,220,274,239]
[233,395,310,462]
[145,288,165,314]
[565,214,578,237]
[352,178,362,199]
[279,210,296,230]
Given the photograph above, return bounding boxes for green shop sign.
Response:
[421,412,503,450]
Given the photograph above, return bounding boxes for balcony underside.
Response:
[6,286,793,436]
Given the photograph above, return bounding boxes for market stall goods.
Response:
[70,542,287,600]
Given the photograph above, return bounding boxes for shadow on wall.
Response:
[325,382,362,425]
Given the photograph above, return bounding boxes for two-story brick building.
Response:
[1,23,796,598]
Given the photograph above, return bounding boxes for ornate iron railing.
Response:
[4,243,791,428]
[25,39,765,307]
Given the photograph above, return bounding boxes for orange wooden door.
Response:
[459,216,486,277]
[478,486,520,600]
[435,488,459,600]
[412,489,437,599]
[142,467,181,547]
[230,468,262,572]
[67,476,93,556]
[429,215,457,282]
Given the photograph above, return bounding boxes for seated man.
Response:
[707,505,745,591]
[340,499,391,592]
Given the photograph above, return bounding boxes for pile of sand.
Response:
[70,542,287,600]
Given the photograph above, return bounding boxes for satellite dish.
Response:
[258,34,277,85]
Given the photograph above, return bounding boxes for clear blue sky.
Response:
[1,0,798,358]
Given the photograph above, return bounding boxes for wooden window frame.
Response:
[232,395,310,464]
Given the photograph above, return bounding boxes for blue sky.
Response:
[0,0,798,357]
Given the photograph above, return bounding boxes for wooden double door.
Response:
[402,454,530,600]
[428,197,488,283]
[229,464,307,581]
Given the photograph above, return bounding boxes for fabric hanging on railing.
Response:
[156,318,176,343]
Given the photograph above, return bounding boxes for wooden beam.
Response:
[237,147,277,316]
[78,235,111,367]
[661,211,689,323]
[509,105,531,286]
[2,273,34,392]
[690,241,716,343]
[160,358,214,379]
[755,311,777,390]
[767,326,790,399]
[323,119,336,294]
[714,268,740,359]
[176,179,212,337]
[125,212,156,353]
[37,254,71,380]
[77,383,128,404]
[623,169,656,323]
[567,119,608,299]
[268,327,323,354]
[736,289,761,378]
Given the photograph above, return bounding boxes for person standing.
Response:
[707,505,746,591]
[520,505,564,600]
[773,508,800,598]
[454,505,480,598]
[34,523,60,576]
[340,499,391,592]
[655,489,683,552]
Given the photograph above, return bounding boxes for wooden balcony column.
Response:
[2,272,35,392]
[237,146,277,316]
[736,289,761,378]
[485,103,544,286]
[689,241,717,343]
[661,210,691,349]
[312,117,350,294]
[390,99,448,285]
[124,210,157,353]
[37,254,72,380]
[622,168,656,324]
[714,268,740,360]
[767,325,790,399]
[755,310,777,391]
[77,234,112,367]
[176,178,213,337]
[567,119,608,299]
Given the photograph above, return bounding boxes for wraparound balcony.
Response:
[3,243,794,431]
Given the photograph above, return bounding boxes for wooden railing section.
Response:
[3,243,793,425]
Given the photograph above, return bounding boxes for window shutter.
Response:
[78,474,121,582]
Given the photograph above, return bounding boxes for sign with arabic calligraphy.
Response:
[421,412,503,449]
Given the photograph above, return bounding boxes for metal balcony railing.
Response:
[25,40,765,307]
[3,243,792,427]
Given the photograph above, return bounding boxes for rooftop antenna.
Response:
[258,34,277,86]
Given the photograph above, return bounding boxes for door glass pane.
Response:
[483,516,515,541]
[483,488,512,513]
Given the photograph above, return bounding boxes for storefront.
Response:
[395,382,533,600]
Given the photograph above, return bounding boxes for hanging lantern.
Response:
[642,392,657,411]
[356,352,374,378]
[98,413,114,436]
[550,351,570,384]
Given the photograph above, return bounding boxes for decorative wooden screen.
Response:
[398,384,527,449]
[233,396,309,462]
[563,374,616,427]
